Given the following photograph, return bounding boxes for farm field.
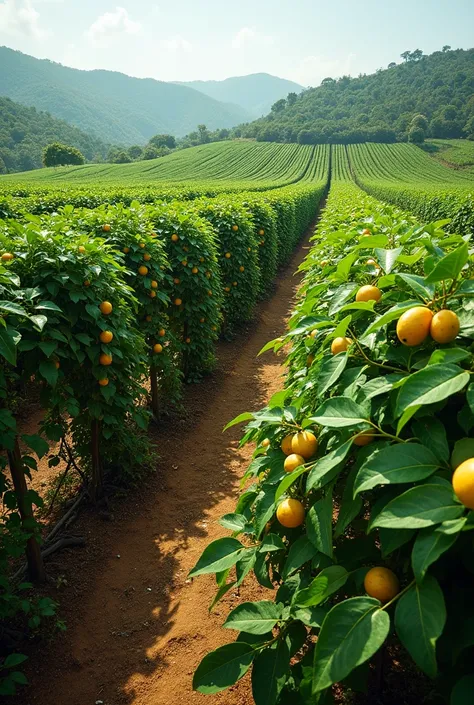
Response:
[424,138,474,170]
[2,137,474,705]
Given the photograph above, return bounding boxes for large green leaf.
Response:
[0,300,27,317]
[307,439,353,491]
[361,300,420,337]
[310,397,368,428]
[411,526,457,583]
[275,466,307,502]
[193,642,255,694]
[317,353,348,397]
[396,364,470,418]
[306,494,333,557]
[397,273,434,300]
[374,247,403,274]
[0,327,17,365]
[21,434,49,460]
[370,484,464,530]
[251,640,290,705]
[412,418,449,464]
[312,597,390,692]
[354,443,440,496]
[223,601,283,635]
[293,566,348,607]
[38,359,58,387]
[425,242,469,283]
[450,674,474,705]
[282,535,318,580]
[394,575,446,678]
[188,538,245,577]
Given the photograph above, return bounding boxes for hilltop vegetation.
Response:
[0,96,109,173]
[239,47,474,143]
[0,47,249,144]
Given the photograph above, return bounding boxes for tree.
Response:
[148,134,176,149]
[321,77,336,86]
[287,92,298,107]
[271,99,286,113]
[197,124,210,144]
[464,115,474,139]
[42,142,85,168]
[142,145,160,160]
[127,145,143,160]
[442,45,451,52]
[401,51,411,62]
[110,150,132,164]
[408,125,425,143]
[410,49,424,62]
[388,62,397,69]
[411,114,429,132]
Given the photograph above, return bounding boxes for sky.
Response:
[0,0,473,87]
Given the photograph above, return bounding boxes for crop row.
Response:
[190,179,474,704]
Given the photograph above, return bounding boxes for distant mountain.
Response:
[176,73,304,118]
[239,48,474,144]
[0,96,109,173]
[0,47,250,144]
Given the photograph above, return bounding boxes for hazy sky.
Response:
[0,0,473,86]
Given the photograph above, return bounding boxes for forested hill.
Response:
[239,48,474,144]
[0,97,110,173]
[0,47,250,145]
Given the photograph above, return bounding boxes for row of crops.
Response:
[0,175,328,695]
[190,177,474,704]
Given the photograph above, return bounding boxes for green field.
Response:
[424,138,474,170]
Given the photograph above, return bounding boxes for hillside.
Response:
[239,47,474,143]
[0,96,110,173]
[0,47,249,144]
[176,73,303,118]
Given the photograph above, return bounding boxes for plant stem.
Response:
[381,579,415,611]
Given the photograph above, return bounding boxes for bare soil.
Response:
[13,230,314,705]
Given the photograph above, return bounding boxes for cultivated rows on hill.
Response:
[191,180,474,704]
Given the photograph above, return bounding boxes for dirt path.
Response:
[15,228,315,705]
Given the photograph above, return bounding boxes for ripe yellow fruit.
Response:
[292,431,318,459]
[248,247,251,252]
[183,246,189,252]
[224,286,230,292]
[206,271,211,278]
[258,229,265,236]
[233,282,237,287]
[192,267,198,274]
[99,353,112,366]
[364,567,399,603]
[123,247,130,254]
[174,298,182,306]
[356,285,382,303]
[151,232,157,238]
[331,337,352,354]
[362,228,371,235]
[139,243,145,248]
[430,310,460,344]
[277,498,305,528]
[259,241,265,246]
[396,307,433,347]
[1,253,13,261]
[185,337,191,344]
[171,234,179,242]
[261,438,271,448]
[284,453,305,473]
[174,278,180,284]
[54,360,60,370]
[353,430,374,447]
[100,301,113,315]
[78,245,86,254]
[99,330,113,344]
[320,260,329,267]
[102,224,111,232]
[181,260,188,266]
[143,253,151,261]
[138,265,148,276]
[146,315,152,322]
[208,290,213,296]
[225,252,231,259]
[159,328,166,336]
[452,458,474,509]
[366,258,376,265]
[281,435,293,456]
[99,378,109,387]
[200,257,205,263]
[232,225,239,232]
[307,354,315,367]
[153,343,163,354]
[151,280,158,289]
[84,280,91,287]
[310,330,317,339]
[239,266,245,272]
[149,290,157,298]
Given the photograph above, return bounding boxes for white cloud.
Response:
[231,26,274,50]
[294,53,356,87]
[86,6,141,48]
[0,0,48,39]
[161,35,192,52]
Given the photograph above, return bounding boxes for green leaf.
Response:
[396,364,469,417]
[223,412,254,432]
[275,466,307,503]
[235,549,257,587]
[219,514,248,532]
[310,397,368,428]
[317,353,348,398]
[335,465,363,538]
[292,606,327,628]
[223,601,283,635]
[371,484,464,530]
[306,494,333,557]
[428,348,471,366]
[21,434,49,459]
[2,653,28,669]
[411,526,457,583]
[412,419,449,464]
[35,301,62,312]
[397,273,434,300]
[193,642,255,694]
[307,440,353,491]
[361,300,420,337]
[188,538,245,577]
[374,247,403,274]
[354,443,440,496]
[251,640,290,705]
[282,535,318,580]
[0,300,27,316]
[425,242,469,283]
[312,597,390,692]
[451,674,474,705]
[0,327,17,365]
[259,534,285,553]
[258,337,283,356]
[380,528,415,558]
[29,314,47,331]
[38,359,58,386]
[38,341,57,357]
[294,566,348,607]
[394,575,446,678]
